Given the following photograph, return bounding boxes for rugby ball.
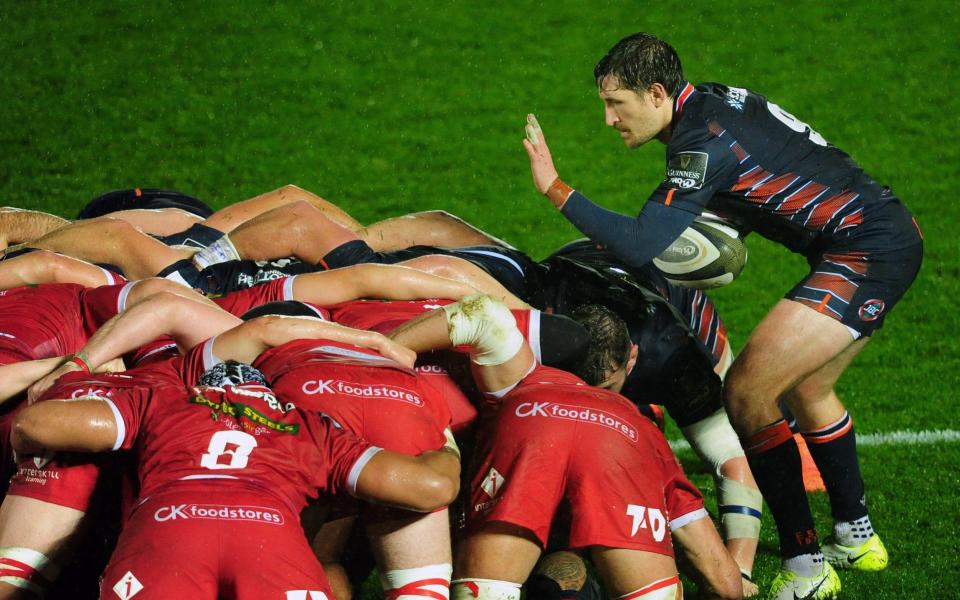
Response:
[652,216,747,289]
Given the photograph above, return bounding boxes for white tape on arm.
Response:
[443,294,523,366]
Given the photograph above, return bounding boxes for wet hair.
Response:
[594,32,684,97]
[565,304,632,387]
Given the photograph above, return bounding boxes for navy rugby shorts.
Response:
[787,198,923,338]
[323,240,536,299]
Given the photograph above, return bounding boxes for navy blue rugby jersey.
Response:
[654,82,899,254]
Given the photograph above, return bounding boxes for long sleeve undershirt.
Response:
[560,190,696,269]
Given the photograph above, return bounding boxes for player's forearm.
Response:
[671,515,743,600]
[12,399,119,454]
[386,309,452,353]
[357,264,478,301]
[560,192,695,268]
[0,358,63,404]
[84,292,239,367]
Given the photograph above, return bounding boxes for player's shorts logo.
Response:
[475,467,506,513]
[112,571,144,599]
[858,299,885,321]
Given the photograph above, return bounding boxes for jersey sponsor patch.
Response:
[300,378,424,406]
[666,151,709,190]
[514,401,638,442]
[724,87,748,111]
[153,503,284,525]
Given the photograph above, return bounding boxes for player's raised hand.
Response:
[522,114,559,194]
[523,114,574,209]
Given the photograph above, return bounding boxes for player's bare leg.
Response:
[202,184,363,233]
[24,218,192,280]
[0,250,119,290]
[366,507,453,600]
[104,208,204,236]
[680,407,761,589]
[309,514,356,600]
[451,524,542,600]
[589,547,682,600]
[397,255,530,309]
[724,299,856,592]
[222,200,358,265]
[781,337,886,572]
[0,496,85,599]
[0,208,70,250]
[361,210,515,252]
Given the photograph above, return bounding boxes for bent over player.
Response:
[389,295,743,600]
[11,360,460,599]
[523,32,923,599]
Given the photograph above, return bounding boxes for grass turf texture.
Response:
[2,1,957,597]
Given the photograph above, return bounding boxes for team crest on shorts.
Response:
[858,298,885,321]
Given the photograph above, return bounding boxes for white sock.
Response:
[782,553,825,577]
[834,515,874,546]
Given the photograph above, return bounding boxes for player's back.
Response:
[107,380,368,513]
[327,298,454,333]
[255,339,452,454]
[0,283,87,358]
[671,83,907,253]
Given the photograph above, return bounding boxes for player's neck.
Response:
[655,106,674,144]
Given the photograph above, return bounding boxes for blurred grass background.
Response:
[2,1,958,596]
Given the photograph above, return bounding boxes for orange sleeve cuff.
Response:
[545,178,574,209]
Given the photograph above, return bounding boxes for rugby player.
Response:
[3,308,437,598]
[10,361,460,599]
[388,295,743,600]
[259,205,762,585]
[523,32,922,598]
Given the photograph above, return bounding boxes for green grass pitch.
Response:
[2,1,958,597]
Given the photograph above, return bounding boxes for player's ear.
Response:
[625,343,639,375]
[648,83,669,106]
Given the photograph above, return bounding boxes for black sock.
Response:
[802,411,868,522]
[744,419,820,558]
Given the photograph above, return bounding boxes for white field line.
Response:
[668,429,960,453]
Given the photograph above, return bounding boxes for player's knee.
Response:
[406,255,463,280]
[443,294,523,366]
[381,564,452,600]
[0,547,59,599]
[127,277,191,306]
[451,579,521,600]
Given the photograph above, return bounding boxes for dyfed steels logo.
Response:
[858,299,885,321]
